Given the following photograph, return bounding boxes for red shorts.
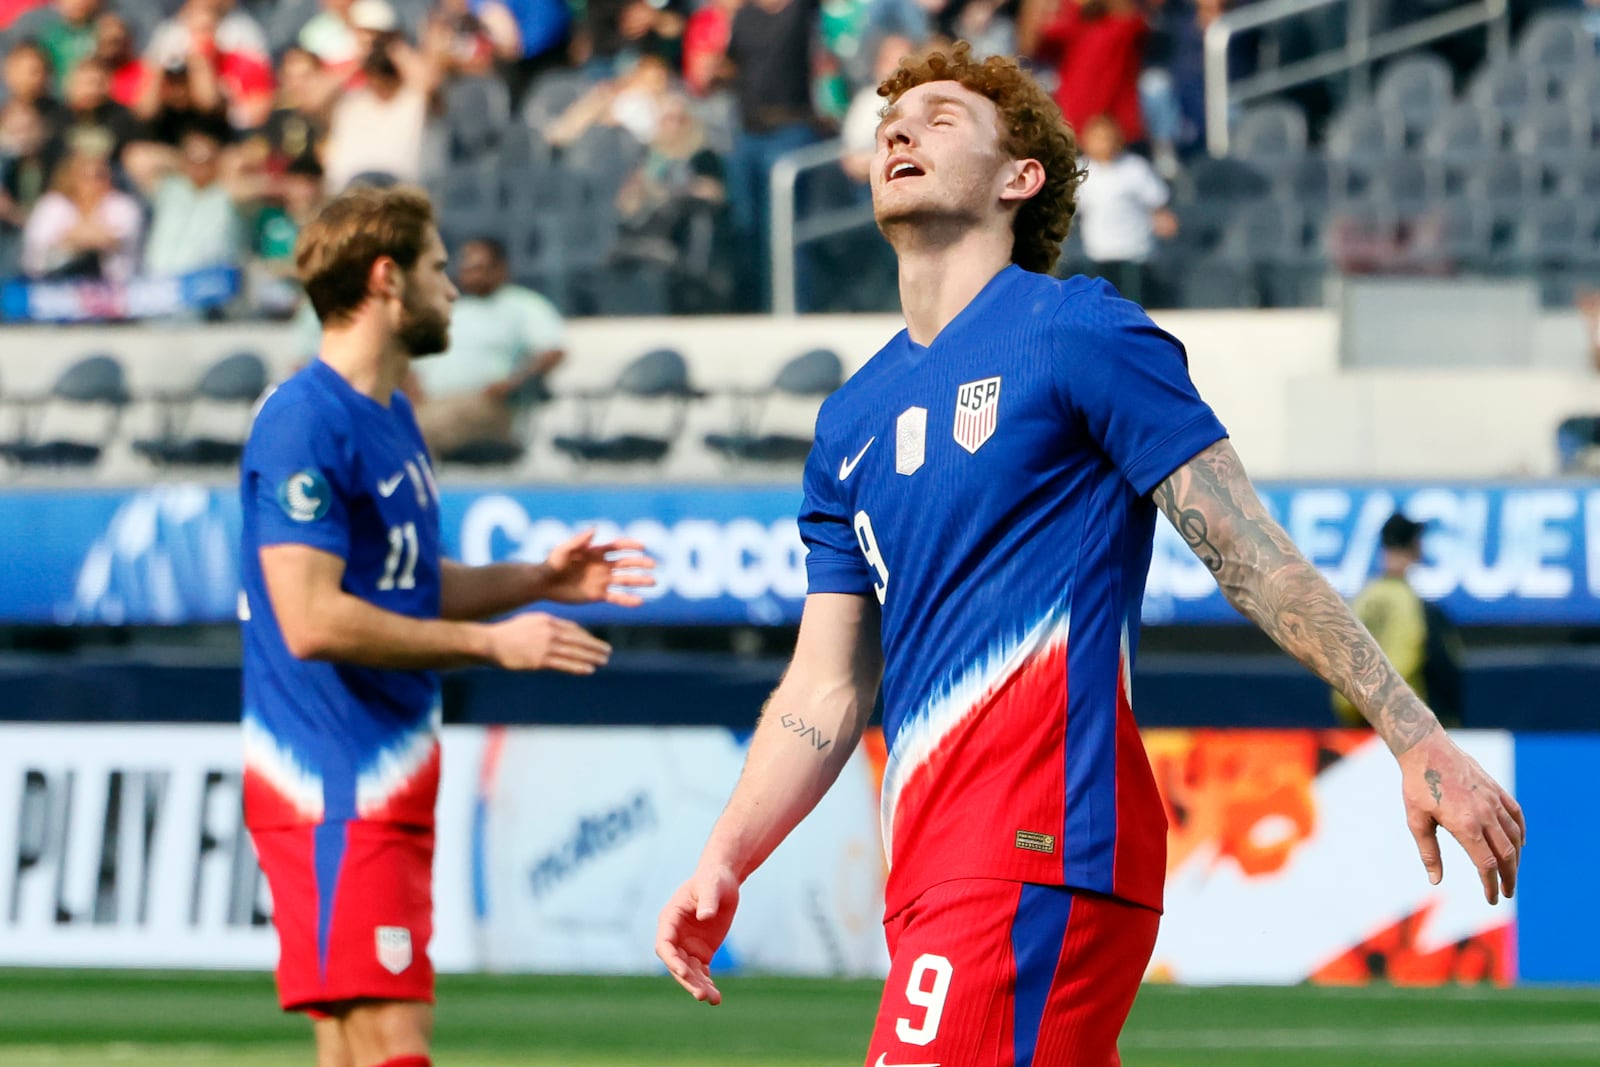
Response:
[865,879,1160,1067]
[251,821,436,1013]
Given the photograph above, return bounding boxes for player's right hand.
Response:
[485,611,611,674]
[656,864,741,1006]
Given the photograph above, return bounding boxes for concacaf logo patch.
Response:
[278,470,330,522]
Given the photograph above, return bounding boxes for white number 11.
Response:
[378,522,419,591]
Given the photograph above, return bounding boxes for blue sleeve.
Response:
[1053,281,1228,496]
[797,423,874,596]
[245,389,354,558]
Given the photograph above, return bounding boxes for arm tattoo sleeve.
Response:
[1152,440,1440,755]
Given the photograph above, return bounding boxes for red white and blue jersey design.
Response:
[240,359,444,831]
[800,268,1227,918]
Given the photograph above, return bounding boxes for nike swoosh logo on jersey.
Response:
[839,437,876,480]
[377,472,406,497]
[874,1055,939,1067]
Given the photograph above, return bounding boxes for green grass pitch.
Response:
[1,970,1596,1065]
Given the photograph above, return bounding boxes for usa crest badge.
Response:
[376,926,413,975]
[953,377,1001,454]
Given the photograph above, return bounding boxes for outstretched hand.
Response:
[656,864,741,1006]
[541,529,656,607]
[1398,730,1526,905]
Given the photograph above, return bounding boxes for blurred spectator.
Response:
[34,0,101,95]
[470,0,572,105]
[681,0,736,96]
[574,0,687,73]
[250,46,328,174]
[322,12,447,192]
[0,99,51,230]
[132,37,230,149]
[92,11,143,109]
[44,58,139,172]
[840,32,914,185]
[1073,113,1174,305]
[129,123,247,279]
[408,236,565,456]
[1025,0,1147,145]
[247,154,325,316]
[1155,0,1252,164]
[1582,289,1600,374]
[547,52,672,147]
[144,0,276,130]
[0,0,49,31]
[722,0,820,310]
[4,40,64,128]
[934,0,1017,56]
[297,0,366,68]
[1332,512,1463,728]
[429,0,496,80]
[21,145,141,280]
[612,91,730,309]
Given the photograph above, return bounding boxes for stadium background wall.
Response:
[0,724,1583,985]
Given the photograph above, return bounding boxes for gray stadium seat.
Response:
[1516,13,1595,75]
[445,77,512,163]
[1367,156,1435,215]
[1515,106,1588,159]
[1513,199,1589,268]
[0,354,128,468]
[1401,198,1492,273]
[1231,103,1308,168]
[1468,62,1552,121]
[704,348,844,464]
[1464,154,1537,212]
[133,350,268,467]
[552,348,700,465]
[1325,103,1402,162]
[1375,54,1454,146]
[1179,157,1271,204]
[1424,106,1503,196]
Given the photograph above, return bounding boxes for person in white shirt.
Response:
[408,236,566,457]
[321,5,447,192]
[1073,112,1176,305]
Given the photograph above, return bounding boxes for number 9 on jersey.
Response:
[853,510,889,604]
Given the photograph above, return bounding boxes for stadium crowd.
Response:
[0,0,1276,318]
[0,0,1586,321]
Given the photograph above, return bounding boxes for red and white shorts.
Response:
[865,879,1160,1067]
[251,820,435,1013]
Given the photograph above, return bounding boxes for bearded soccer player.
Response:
[656,44,1525,1066]
[241,186,655,1067]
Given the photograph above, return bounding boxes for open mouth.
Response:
[886,159,925,182]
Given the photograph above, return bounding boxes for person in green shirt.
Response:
[36,0,101,95]
[1333,512,1464,727]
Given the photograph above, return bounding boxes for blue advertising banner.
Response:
[2,481,1598,627]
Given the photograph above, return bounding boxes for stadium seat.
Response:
[551,348,701,464]
[445,77,512,164]
[1374,54,1454,147]
[1325,103,1403,163]
[1515,12,1595,76]
[704,347,844,465]
[1366,156,1435,216]
[1178,157,1271,205]
[132,350,268,468]
[0,354,128,468]
[1400,198,1493,273]
[1464,154,1537,212]
[1467,62,1551,121]
[1515,106,1588,160]
[1231,102,1309,170]
[1424,106,1503,196]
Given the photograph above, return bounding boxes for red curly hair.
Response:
[878,42,1085,275]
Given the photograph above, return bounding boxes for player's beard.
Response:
[398,290,450,358]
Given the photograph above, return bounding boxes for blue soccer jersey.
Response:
[799,269,1227,917]
[239,359,443,830]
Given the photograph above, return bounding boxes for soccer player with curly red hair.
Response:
[658,43,1522,1066]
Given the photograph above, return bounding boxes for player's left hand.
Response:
[1396,728,1526,905]
[539,529,656,607]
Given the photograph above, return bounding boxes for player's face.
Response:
[398,228,457,358]
[870,80,1019,232]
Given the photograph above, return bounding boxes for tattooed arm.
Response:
[1154,438,1525,902]
[657,592,883,1003]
